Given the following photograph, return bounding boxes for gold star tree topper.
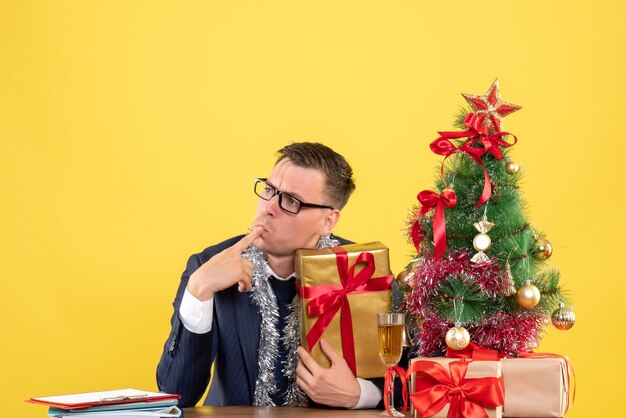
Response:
[462,79,522,132]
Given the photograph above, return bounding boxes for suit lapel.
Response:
[233,291,261,393]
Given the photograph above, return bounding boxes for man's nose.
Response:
[263,193,280,216]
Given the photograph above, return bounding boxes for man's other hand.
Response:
[296,338,360,408]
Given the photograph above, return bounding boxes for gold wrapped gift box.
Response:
[295,242,393,379]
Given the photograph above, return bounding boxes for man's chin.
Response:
[252,237,273,254]
[254,239,294,258]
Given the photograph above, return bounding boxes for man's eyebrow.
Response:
[265,179,304,201]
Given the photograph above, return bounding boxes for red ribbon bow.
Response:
[411,189,457,259]
[461,113,517,160]
[431,113,518,207]
[408,360,505,418]
[445,342,506,361]
[296,247,393,376]
[437,113,517,159]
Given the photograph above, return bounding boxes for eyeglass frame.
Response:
[253,178,335,214]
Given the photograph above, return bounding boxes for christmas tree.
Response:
[399,80,575,357]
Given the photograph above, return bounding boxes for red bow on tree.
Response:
[430,113,517,207]
[411,188,457,259]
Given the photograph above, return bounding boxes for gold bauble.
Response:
[517,281,541,309]
[473,233,492,252]
[534,239,553,260]
[505,160,520,174]
[395,269,407,284]
[443,186,455,193]
[445,325,470,350]
[551,304,576,330]
[395,269,414,290]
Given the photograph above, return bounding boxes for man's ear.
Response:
[317,209,341,236]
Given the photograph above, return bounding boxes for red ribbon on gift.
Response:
[407,360,505,418]
[296,247,393,376]
[411,189,457,259]
[431,113,518,207]
[383,366,409,417]
[445,342,506,361]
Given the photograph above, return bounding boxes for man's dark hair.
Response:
[275,142,356,210]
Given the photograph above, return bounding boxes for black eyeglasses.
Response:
[254,178,334,214]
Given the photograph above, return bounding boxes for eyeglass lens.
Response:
[255,180,301,214]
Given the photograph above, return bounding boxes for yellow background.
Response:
[1,1,623,416]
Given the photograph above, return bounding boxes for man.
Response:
[156,142,383,409]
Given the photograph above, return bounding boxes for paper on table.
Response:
[55,399,179,413]
[48,406,182,418]
[34,389,161,405]
[29,388,179,410]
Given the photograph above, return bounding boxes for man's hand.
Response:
[296,338,361,408]
[187,227,262,301]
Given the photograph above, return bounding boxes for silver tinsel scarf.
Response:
[242,234,339,406]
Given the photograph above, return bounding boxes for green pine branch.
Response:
[533,268,568,313]
[434,275,488,324]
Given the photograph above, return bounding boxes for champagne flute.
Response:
[377,313,405,417]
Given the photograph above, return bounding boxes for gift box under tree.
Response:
[500,355,572,417]
[408,357,504,418]
[402,354,572,418]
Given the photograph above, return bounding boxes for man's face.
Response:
[251,159,338,257]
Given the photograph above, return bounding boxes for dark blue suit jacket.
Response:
[157,235,260,407]
[157,235,377,408]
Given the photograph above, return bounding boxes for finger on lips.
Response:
[234,226,263,251]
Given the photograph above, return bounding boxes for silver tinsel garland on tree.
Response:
[242,234,339,406]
